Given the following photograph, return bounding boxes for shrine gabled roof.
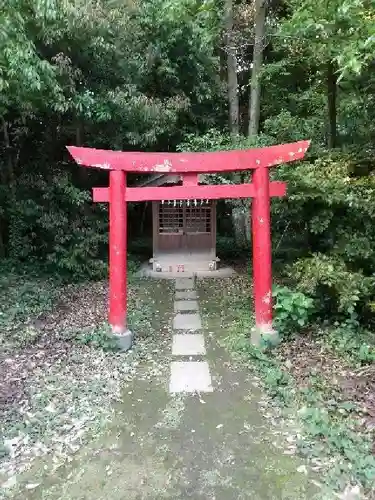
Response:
[137,173,209,188]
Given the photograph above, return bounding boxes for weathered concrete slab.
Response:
[195,266,236,278]
[172,334,206,356]
[173,313,202,331]
[169,361,213,393]
[175,278,195,290]
[137,262,236,280]
[174,300,199,313]
[175,290,198,300]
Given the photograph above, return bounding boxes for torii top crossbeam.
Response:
[67,140,310,173]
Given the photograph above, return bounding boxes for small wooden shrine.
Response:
[139,174,218,272]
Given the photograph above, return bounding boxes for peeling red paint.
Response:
[152,159,173,172]
[252,165,273,328]
[109,170,127,331]
[66,141,310,173]
[262,290,272,305]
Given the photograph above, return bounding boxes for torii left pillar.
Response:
[108,170,133,350]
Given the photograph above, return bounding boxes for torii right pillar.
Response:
[251,163,275,348]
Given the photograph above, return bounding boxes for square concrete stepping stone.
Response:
[173,313,202,331]
[172,334,206,356]
[175,290,198,300]
[169,361,213,393]
[175,278,195,290]
[174,300,199,313]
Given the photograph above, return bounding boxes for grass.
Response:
[200,275,375,498]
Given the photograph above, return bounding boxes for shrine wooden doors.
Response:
[153,199,216,254]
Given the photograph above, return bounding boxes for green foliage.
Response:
[322,321,375,365]
[277,0,375,79]
[0,0,225,277]
[5,171,108,279]
[273,286,315,337]
[127,257,141,276]
[291,254,375,318]
[298,404,375,490]
[263,110,324,150]
[216,236,249,260]
[128,302,154,338]
[262,363,293,402]
[270,151,375,324]
[179,132,375,330]
[0,0,64,113]
[0,272,59,326]
[74,323,120,352]
[177,128,275,153]
[3,0,375,492]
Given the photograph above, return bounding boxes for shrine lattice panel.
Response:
[158,200,212,234]
[158,204,183,233]
[186,202,211,233]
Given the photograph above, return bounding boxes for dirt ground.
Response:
[0,276,323,499]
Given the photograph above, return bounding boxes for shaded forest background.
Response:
[1,0,375,330]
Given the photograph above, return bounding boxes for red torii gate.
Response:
[67,140,310,349]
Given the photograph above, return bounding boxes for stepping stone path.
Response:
[169,277,213,394]
[174,300,199,312]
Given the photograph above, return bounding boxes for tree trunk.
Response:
[232,202,251,247]
[2,118,14,184]
[76,122,82,146]
[248,0,266,137]
[327,59,337,148]
[224,0,239,134]
[0,148,6,258]
[1,118,15,258]
[76,122,89,184]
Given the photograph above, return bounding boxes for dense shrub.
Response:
[272,151,375,323]
[179,129,375,327]
[5,171,108,279]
